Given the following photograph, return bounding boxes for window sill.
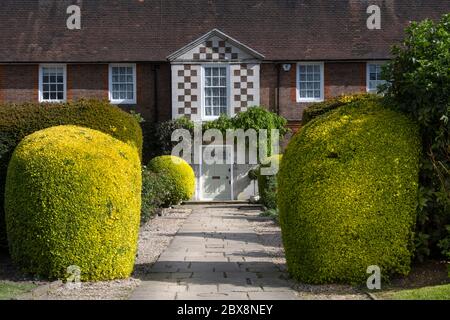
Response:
[39,100,67,103]
[201,116,221,122]
[110,100,137,105]
[297,98,324,103]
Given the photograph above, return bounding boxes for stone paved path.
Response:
[130,204,300,300]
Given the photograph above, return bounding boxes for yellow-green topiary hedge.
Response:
[5,125,141,281]
[0,99,143,248]
[148,155,195,206]
[278,100,421,284]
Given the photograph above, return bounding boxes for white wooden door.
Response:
[201,146,233,201]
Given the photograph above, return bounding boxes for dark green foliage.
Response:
[258,175,277,209]
[202,114,235,133]
[260,208,279,222]
[201,107,289,136]
[153,117,194,156]
[257,155,283,210]
[0,99,143,249]
[438,226,450,263]
[232,107,289,136]
[141,167,172,224]
[153,107,289,158]
[278,100,421,284]
[381,13,450,261]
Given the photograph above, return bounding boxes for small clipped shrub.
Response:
[148,155,195,206]
[0,99,143,248]
[302,93,375,125]
[257,155,283,210]
[141,167,172,224]
[278,100,421,284]
[5,126,141,280]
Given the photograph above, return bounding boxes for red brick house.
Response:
[0,0,448,201]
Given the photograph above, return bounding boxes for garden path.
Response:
[130,204,300,300]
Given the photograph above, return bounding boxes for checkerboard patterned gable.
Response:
[170,31,262,121]
[194,40,239,61]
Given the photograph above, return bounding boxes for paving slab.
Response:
[130,204,300,300]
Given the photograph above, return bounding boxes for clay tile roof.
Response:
[0,0,449,63]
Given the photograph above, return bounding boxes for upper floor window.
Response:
[203,65,228,119]
[109,64,136,104]
[367,62,387,93]
[39,64,66,102]
[297,62,324,102]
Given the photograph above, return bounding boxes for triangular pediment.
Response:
[167,29,264,62]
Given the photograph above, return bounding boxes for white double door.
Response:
[200,145,233,201]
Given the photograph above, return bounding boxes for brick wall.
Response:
[261,62,367,121]
[0,64,38,102]
[0,62,366,123]
[66,63,164,123]
[0,63,172,123]
[67,64,108,101]
[324,62,366,98]
[157,63,173,122]
[134,62,172,123]
[260,63,308,120]
[134,63,155,121]
[260,64,277,113]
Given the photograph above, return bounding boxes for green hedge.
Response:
[302,93,375,125]
[0,99,143,248]
[278,100,421,284]
[141,167,172,224]
[148,156,195,206]
[153,107,289,156]
[5,126,141,280]
[257,155,283,210]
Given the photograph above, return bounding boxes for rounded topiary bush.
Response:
[5,125,141,280]
[278,100,421,284]
[148,155,195,206]
[0,99,143,249]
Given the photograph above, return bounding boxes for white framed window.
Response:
[296,62,324,102]
[39,64,67,102]
[367,62,387,93]
[202,65,229,119]
[109,64,137,104]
